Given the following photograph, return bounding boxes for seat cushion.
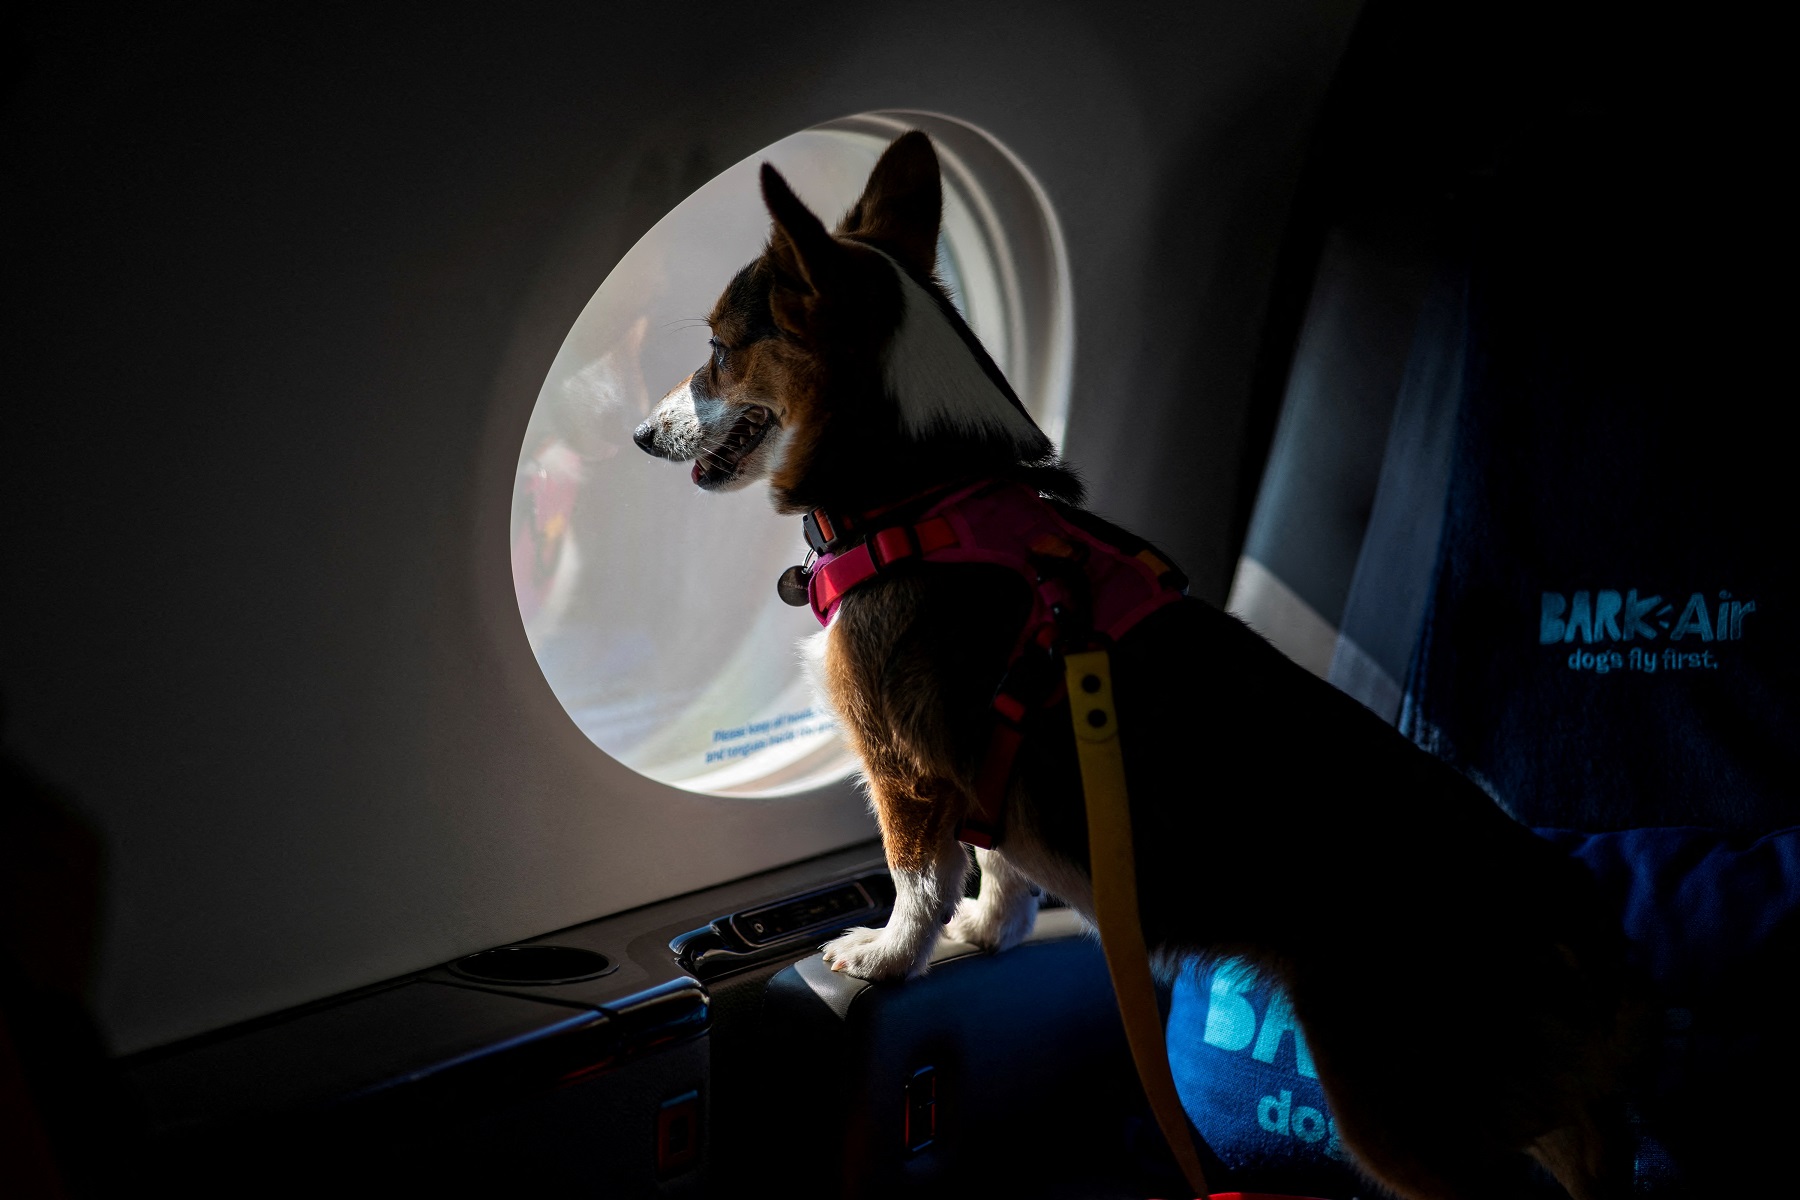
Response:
[1168,825,1800,1195]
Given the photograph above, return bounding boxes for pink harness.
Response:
[796,479,1187,846]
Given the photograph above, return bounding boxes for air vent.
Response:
[448,944,612,985]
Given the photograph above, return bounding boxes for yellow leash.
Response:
[1064,649,1212,1199]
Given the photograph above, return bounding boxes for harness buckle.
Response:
[868,524,922,570]
[803,507,849,554]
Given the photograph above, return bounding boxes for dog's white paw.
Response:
[943,896,1036,954]
[821,926,925,980]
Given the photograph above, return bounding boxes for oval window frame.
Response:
[510,110,1073,798]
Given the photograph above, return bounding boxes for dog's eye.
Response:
[709,337,727,372]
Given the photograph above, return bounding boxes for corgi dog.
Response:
[632,132,1645,1200]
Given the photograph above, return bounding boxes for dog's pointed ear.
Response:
[762,164,837,298]
[837,131,941,279]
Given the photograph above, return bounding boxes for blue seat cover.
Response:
[1169,825,1800,1194]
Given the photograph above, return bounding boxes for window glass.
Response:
[513,113,1069,796]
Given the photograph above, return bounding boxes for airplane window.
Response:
[512,112,1071,797]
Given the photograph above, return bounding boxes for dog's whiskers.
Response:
[696,442,736,473]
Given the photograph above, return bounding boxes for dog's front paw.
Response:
[943,896,1036,954]
[822,926,927,981]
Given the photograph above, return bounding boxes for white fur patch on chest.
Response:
[797,624,840,724]
[871,249,1043,452]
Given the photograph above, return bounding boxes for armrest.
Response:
[763,908,1143,1198]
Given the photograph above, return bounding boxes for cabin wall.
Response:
[1,0,1361,1053]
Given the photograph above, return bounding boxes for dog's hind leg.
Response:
[822,773,968,980]
[944,845,1039,953]
[1526,1101,1635,1200]
[1332,1131,1548,1200]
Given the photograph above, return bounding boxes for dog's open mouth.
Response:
[691,405,774,488]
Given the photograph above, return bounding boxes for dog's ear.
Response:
[837,131,941,280]
[762,164,838,293]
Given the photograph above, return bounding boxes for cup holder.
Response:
[448,944,614,986]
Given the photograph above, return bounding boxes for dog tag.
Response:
[777,564,812,607]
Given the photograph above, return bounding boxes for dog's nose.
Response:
[632,420,668,458]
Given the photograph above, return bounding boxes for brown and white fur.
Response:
[633,133,1647,1200]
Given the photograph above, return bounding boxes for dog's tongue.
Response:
[691,462,705,486]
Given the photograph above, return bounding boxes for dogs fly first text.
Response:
[1540,589,1756,675]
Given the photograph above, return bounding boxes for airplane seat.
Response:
[0,747,145,1199]
[761,908,1177,1200]
[1176,1,1798,1194]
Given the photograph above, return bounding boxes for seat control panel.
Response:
[670,872,897,981]
[904,1066,937,1154]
